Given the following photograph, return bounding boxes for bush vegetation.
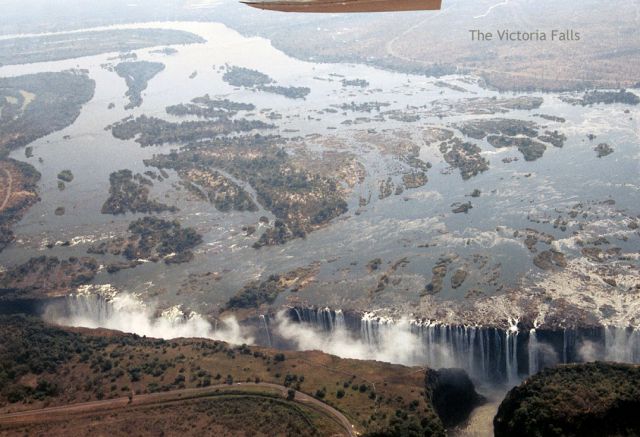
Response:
[494,362,640,437]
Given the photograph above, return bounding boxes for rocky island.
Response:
[222,66,310,99]
[0,256,99,301]
[113,61,165,109]
[101,169,178,215]
[88,217,202,266]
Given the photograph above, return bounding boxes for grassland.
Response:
[0,315,446,436]
[0,391,347,436]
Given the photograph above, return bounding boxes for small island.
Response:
[57,170,74,183]
[101,169,177,215]
[456,118,566,161]
[0,256,99,300]
[594,143,614,158]
[110,115,273,147]
[88,217,202,266]
[166,95,255,119]
[566,89,640,106]
[222,66,310,99]
[113,61,166,109]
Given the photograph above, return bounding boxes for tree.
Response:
[274,353,286,362]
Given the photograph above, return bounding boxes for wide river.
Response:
[0,21,638,323]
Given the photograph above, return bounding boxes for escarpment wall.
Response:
[266,306,640,384]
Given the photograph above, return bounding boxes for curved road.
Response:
[0,382,356,436]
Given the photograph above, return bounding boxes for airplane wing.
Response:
[241,0,442,13]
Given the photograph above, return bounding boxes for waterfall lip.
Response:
[284,304,534,330]
[53,298,640,385]
[362,311,395,325]
[160,304,197,323]
[507,317,520,333]
[46,290,256,345]
[279,303,640,333]
[75,283,119,300]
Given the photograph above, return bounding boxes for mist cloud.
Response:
[44,292,254,345]
[272,311,455,367]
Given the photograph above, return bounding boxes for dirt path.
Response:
[0,382,356,436]
[0,168,13,211]
[385,4,454,64]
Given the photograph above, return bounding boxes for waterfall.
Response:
[260,314,272,347]
[282,306,640,386]
[63,292,115,323]
[292,307,302,323]
[50,299,640,387]
[335,309,346,331]
[528,329,539,376]
[506,331,519,384]
[46,291,254,344]
[317,307,347,332]
[504,318,519,383]
[299,309,516,381]
[604,327,640,362]
[479,328,486,377]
